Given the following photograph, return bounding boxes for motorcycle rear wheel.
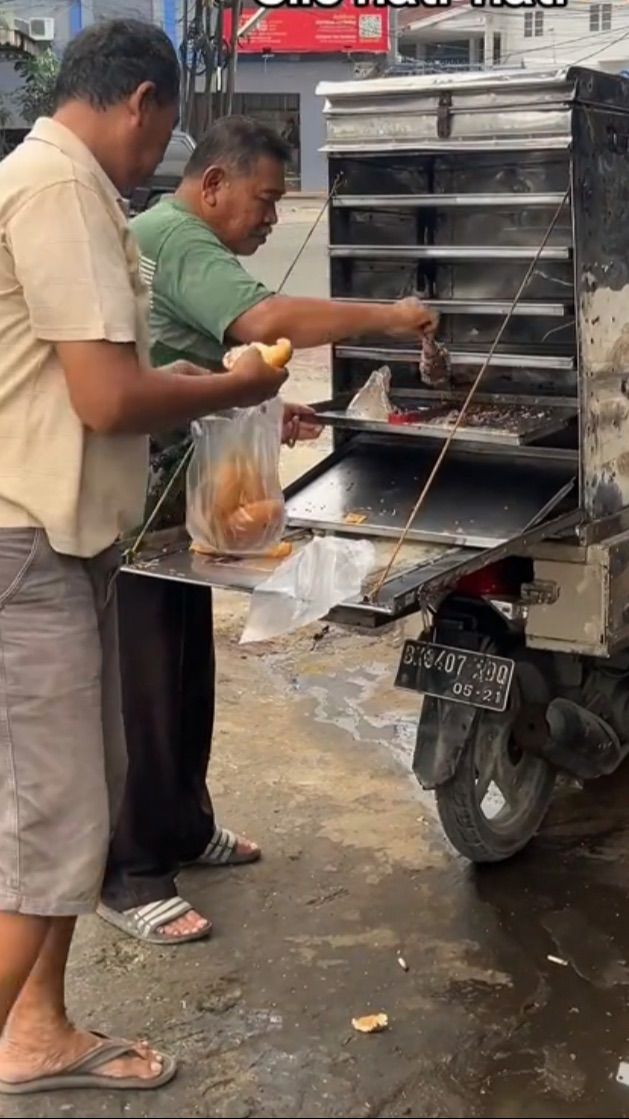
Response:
[435,705,556,862]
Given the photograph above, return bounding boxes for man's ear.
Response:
[128,81,157,123]
[202,164,225,201]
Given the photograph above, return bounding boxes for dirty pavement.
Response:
[8,203,629,1119]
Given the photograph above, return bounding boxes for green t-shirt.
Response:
[128,196,272,535]
[131,195,271,370]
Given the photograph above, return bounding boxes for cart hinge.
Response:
[437,92,453,139]
[520,579,560,606]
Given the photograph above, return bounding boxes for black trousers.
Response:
[102,571,216,910]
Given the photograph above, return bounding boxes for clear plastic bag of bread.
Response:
[187,341,292,558]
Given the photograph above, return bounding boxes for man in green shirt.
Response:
[135,194,271,372]
[100,116,437,946]
[130,119,434,367]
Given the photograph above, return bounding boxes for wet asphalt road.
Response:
[6,201,629,1119]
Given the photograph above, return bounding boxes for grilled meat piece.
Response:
[419,333,451,387]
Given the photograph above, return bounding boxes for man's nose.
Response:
[269,204,278,226]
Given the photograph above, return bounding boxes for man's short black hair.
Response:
[54,19,180,110]
[185,115,290,178]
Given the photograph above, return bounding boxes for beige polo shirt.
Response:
[0,117,150,557]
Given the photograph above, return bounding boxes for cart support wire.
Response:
[369,187,571,603]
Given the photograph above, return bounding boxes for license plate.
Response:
[395,639,514,713]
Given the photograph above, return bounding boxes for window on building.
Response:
[524,10,544,37]
[400,42,418,61]
[590,3,613,32]
[425,39,471,69]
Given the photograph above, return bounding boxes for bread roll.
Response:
[265,541,292,559]
[212,455,267,520]
[222,498,284,550]
[211,459,244,518]
[238,458,266,504]
[223,338,293,371]
[255,338,292,369]
[189,540,218,556]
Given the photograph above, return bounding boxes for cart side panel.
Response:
[524,553,607,654]
[603,530,629,652]
[525,527,629,657]
[572,69,629,520]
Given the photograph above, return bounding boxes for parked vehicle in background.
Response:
[129,129,196,214]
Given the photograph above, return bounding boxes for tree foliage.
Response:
[14,48,59,123]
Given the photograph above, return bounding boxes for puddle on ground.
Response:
[275,659,420,774]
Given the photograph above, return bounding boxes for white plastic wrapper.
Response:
[186,397,285,557]
[346,366,392,421]
[240,536,376,644]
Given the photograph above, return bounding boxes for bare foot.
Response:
[233,836,260,862]
[0,1026,166,1085]
[158,909,211,939]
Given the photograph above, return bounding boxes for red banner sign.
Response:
[225,2,390,55]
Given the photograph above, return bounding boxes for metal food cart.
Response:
[124,67,629,864]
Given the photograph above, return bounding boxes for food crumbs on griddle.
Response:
[390,401,557,437]
[424,403,551,431]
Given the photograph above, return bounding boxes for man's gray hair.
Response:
[185,115,290,177]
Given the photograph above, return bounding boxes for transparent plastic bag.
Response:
[347,365,392,421]
[241,536,376,643]
[186,396,285,557]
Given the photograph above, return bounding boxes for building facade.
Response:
[398,0,629,76]
[228,56,364,193]
[2,0,390,190]
[221,1,391,192]
[0,0,157,130]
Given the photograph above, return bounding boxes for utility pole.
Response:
[181,0,204,132]
[225,0,242,116]
[388,7,398,68]
[213,0,225,120]
[179,0,269,135]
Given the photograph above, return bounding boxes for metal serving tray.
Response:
[312,391,577,448]
[284,439,577,550]
[121,528,479,627]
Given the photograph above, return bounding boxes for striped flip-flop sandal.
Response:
[195,825,261,867]
[97,897,211,945]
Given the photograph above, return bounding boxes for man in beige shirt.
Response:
[0,18,286,1096]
